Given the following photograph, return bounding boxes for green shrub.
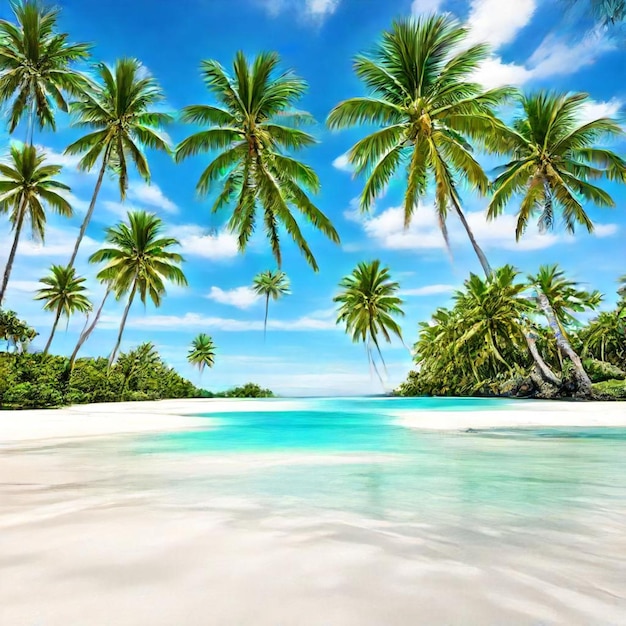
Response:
[583,358,625,383]
[592,379,626,400]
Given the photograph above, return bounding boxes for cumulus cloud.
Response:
[206,286,260,309]
[466,0,537,48]
[411,0,445,14]
[168,224,240,260]
[332,152,353,172]
[127,182,178,214]
[578,98,623,124]
[351,203,618,254]
[260,0,339,21]
[0,224,98,260]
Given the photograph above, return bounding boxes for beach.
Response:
[1,398,626,625]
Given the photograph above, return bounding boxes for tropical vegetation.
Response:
[0,2,624,406]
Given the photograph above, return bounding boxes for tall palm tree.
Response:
[64,58,171,268]
[0,0,90,143]
[187,333,216,375]
[175,51,339,270]
[334,260,404,384]
[252,270,290,337]
[89,210,187,365]
[0,143,72,305]
[327,15,512,277]
[35,264,92,354]
[488,91,626,239]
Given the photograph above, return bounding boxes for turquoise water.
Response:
[133,398,626,525]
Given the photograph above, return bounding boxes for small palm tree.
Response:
[0,143,72,305]
[64,58,171,268]
[489,91,626,239]
[187,333,216,375]
[0,307,37,352]
[252,270,290,337]
[116,341,160,399]
[89,210,187,365]
[327,15,512,277]
[0,0,90,143]
[618,274,626,300]
[35,264,92,354]
[334,260,404,384]
[176,51,339,270]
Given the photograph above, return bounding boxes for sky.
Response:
[0,0,625,396]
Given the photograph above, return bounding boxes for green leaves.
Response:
[187,333,216,373]
[176,51,339,270]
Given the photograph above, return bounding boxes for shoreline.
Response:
[1,397,626,445]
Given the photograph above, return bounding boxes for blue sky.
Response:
[0,0,624,395]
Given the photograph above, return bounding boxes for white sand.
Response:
[1,398,626,625]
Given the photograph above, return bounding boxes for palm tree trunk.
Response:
[536,291,592,397]
[43,307,63,355]
[449,194,492,278]
[263,294,270,339]
[69,288,111,368]
[26,92,36,146]
[67,151,110,270]
[523,329,561,386]
[109,282,137,366]
[0,204,26,306]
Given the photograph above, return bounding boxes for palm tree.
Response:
[488,91,626,239]
[567,0,625,24]
[334,260,404,384]
[187,333,216,375]
[582,310,625,367]
[527,264,596,396]
[116,341,160,399]
[175,51,339,270]
[64,58,171,268]
[35,264,92,354]
[0,143,72,305]
[89,210,187,365]
[0,0,90,144]
[252,270,290,337]
[0,307,36,352]
[618,274,626,300]
[327,15,512,277]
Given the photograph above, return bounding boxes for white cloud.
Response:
[168,224,240,260]
[4,280,42,294]
[0,224,98,259]
[471,56,534,89]
[466,0,537,48]
[99,311,338,332]
[332,152,353,172]
[352,203,618,254]
[411,0,444,15]
[40,146,84,171]
[260,0,339,21]
[305,0,339,18]
[127,182,178,214]
[400,284,456,296]
[207,286,260,309]
[578,98,622,124]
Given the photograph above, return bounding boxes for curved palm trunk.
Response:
[109,282,137,366]
[0,204,27,306]
[263,294,270,339]
[69,288,111,368]
[449,194,492,277]
[523,329,561,387]
[536,291,592,397]
[67,152,109,270]
[43,307,63,355]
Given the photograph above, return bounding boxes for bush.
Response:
[583,358,625,383]
[592,379,626,400]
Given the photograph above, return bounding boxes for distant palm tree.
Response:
[618,274,626,300]
[0,307,37,352]
[567,0,625,24]
[89,210,187,365]
[327,16,512,277]
[35,264,92,354]
[176,51,339,270]
[252,270,290,337]
[0,0,90,143]
[334,260,404,384]
[116,341,160,399]
[64,58,171,268]
[187,333,216,375]
[489,91,626,239]
[0,143,72,305]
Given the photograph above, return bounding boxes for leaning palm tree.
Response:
[334,260,404,385]
[64,57,171,268]
[252,270,290,337]
[0,0,90,143]
[327,15,512,277]
[0,143,72,305]
[488,91,626,239]
[175,51,339,270]
[187,333,216,375]
[618,274,626,300]
[89,210,187,365]
[35,264,92,354]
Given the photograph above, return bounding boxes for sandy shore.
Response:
[1,399,625,625]
[1,398,625,444]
